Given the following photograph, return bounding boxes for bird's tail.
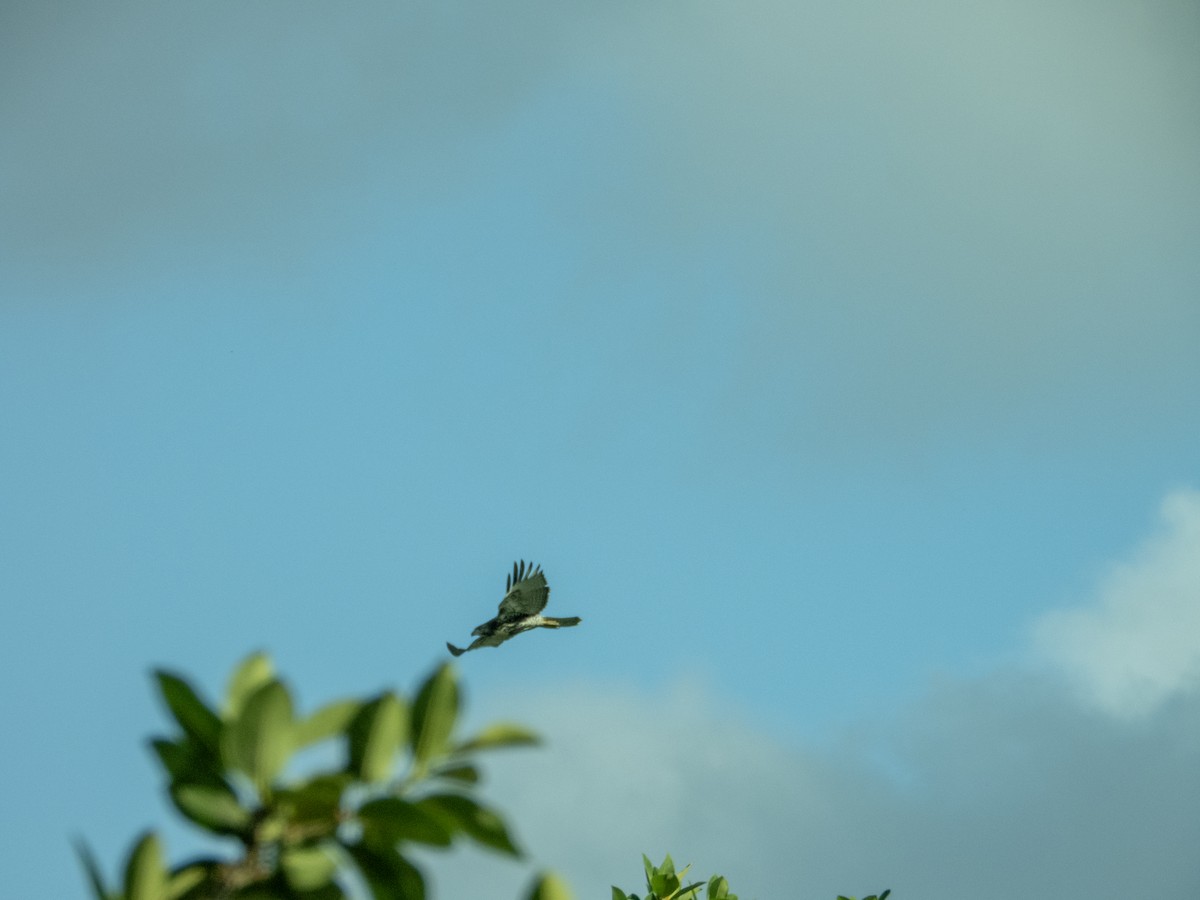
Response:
[446,642,467,656]
[543,617,581,628]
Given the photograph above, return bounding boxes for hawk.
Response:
[447,560,581,656]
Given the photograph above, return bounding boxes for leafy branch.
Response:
[78,653,537,900]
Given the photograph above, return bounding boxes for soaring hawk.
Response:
[447,560,581,656]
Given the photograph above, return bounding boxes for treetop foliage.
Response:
[79,653,536,900]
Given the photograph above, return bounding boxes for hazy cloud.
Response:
[427,673,1200,900]
[4,0,1197,453]
[0,0,605,284]
[1033,487,1200,716]
[574,0,1200,452]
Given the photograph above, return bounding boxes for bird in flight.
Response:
[447,560,581,656]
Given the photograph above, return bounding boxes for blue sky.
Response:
[2,2,1199,898]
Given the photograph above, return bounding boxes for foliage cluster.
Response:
[78,653,535,900]
[611,854,736,900]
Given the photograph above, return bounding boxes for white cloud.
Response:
[1033,488,1200,716]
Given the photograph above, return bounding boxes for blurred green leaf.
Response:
[225,652,274,720]
[282,844,338,892]
[416,793,520,857]
[410,664,458,767]
[347,692,406,784]
[124,831,167,900]
[293,884,347,900]
[345,842,425,900]
[276,773,351,829]
[165,859,224,900]
[525,872,574,900]
[222,679,294,789]
[164,863,208,900]
[431,763,479,784]
[149,736,225,785]
[155,671,222,753]
[359,797,453,848]
[612,888,629,900]
[169,781,253,835]
[149,737,189,776]
[452,722,539,754]
[74,838,111,900]
[295,699,362,748]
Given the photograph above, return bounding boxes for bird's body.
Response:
[447,560,581,656]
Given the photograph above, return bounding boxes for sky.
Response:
[2,1,1199,897]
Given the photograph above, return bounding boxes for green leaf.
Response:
[646,854,678,895]
[295,699,362,748]
[410,664,458,767]
[344,842,425,900]
[222,679,294,789]
[416,793,521,857]
[124,831,168,900]
[165,864,208,900]
[293,884,347,900]
[358,797,454,848]
[276,773,351,828]
[431,763,479,784]
[525,872,574,900]
[347,692,406,784]
[612,889,629,900]
[155,671,222,753]
[282,844,338,892]
[225,652,274,719]
[706,876,729,899]
[148,736,225,785]
[169,781,253,835]
[453,722,540,754]
[74,838,111,900]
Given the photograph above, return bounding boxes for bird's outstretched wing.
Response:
[447,632,512,656]
[496,559,550,618]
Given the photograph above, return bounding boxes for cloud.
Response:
[1033,487,1200,717]
[0,0,604,287]
[554,0,1200,455]
[426,672,1200,900]
[4,0,1197,455]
